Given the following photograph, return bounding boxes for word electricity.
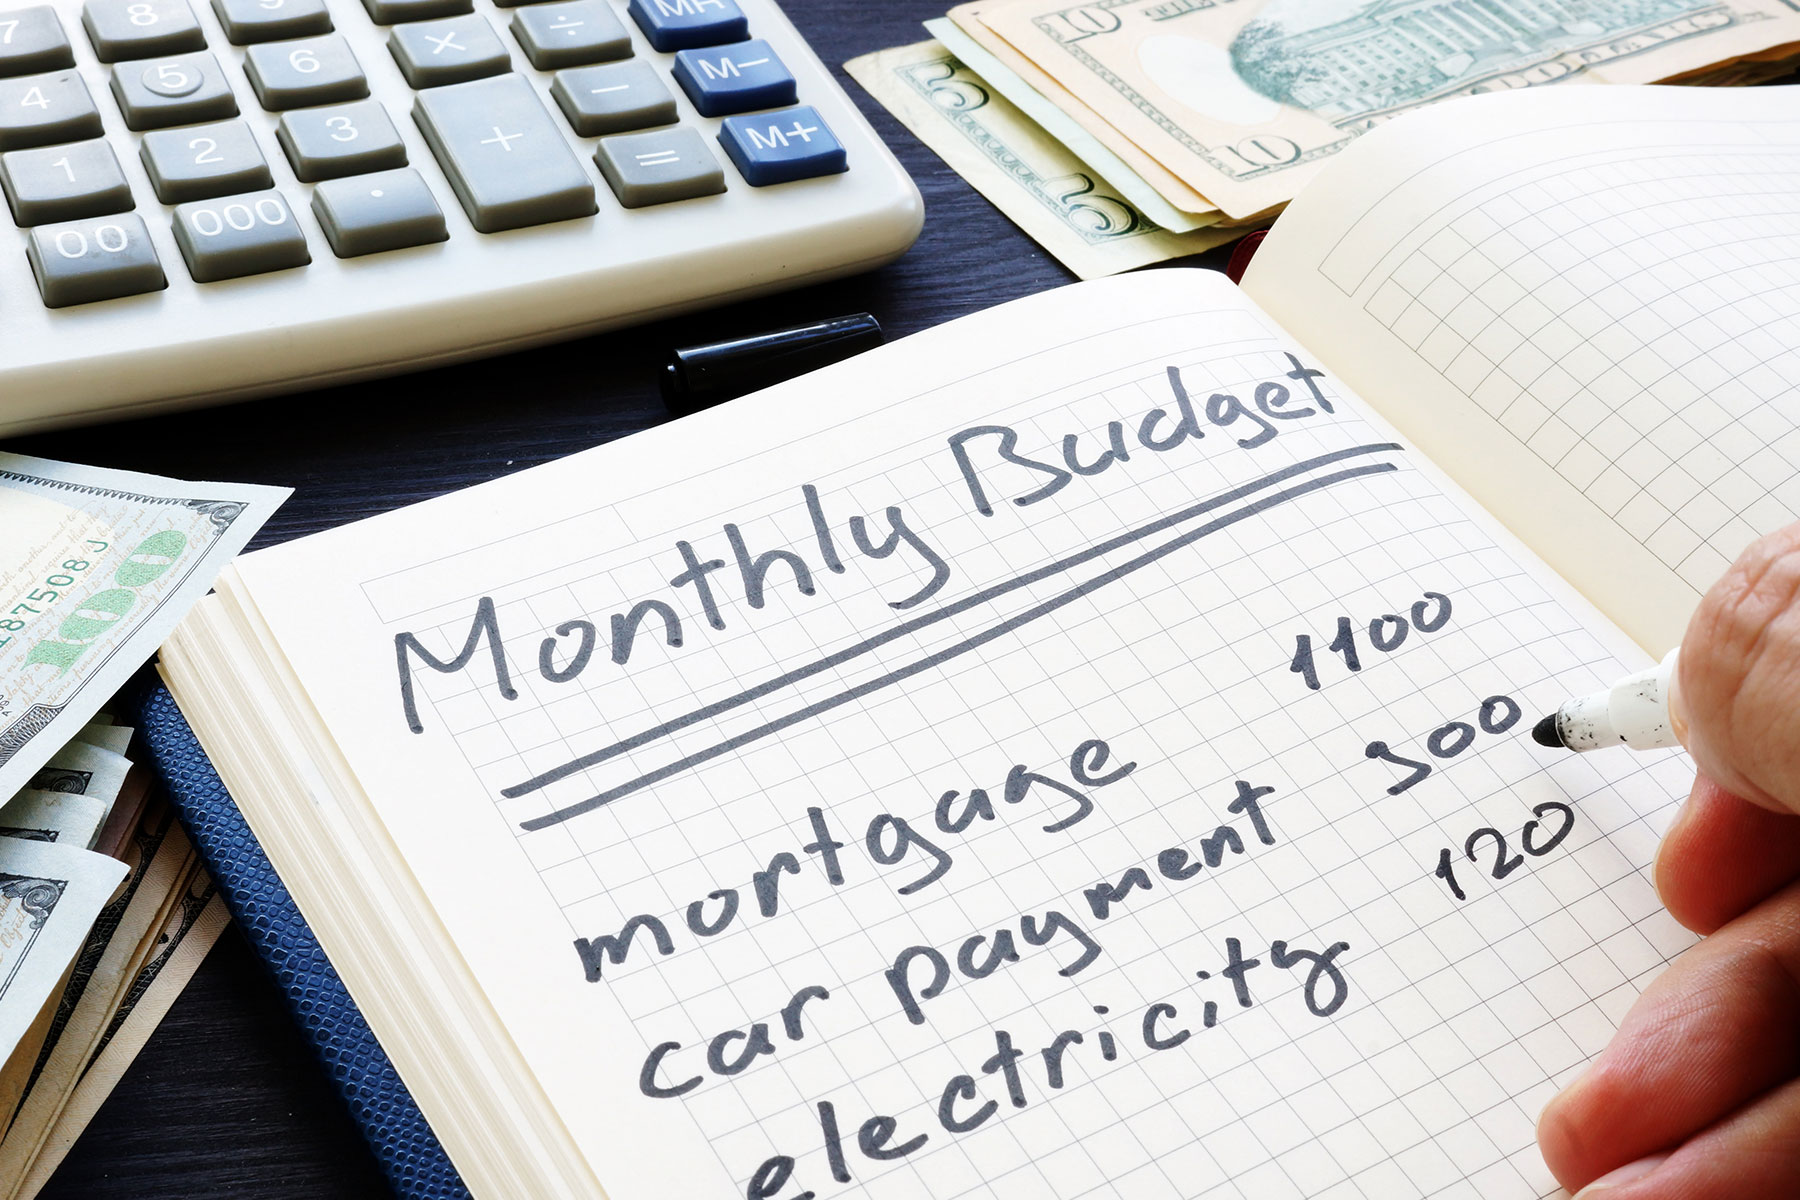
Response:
[391,354,1337,736]
[740,933,1352,1200]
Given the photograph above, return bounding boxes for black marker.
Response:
[1532,648,1682,752]
[662,313,884,413]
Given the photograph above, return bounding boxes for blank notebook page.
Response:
[232,270,1692,1200]
[1245,84,1800,655]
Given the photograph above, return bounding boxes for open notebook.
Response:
[159,84,1800,1200]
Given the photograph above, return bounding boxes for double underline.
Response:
[506,444,1404,831]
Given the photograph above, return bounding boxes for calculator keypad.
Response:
[81,0,204,62]
[0,0,852,308]
[0,7,74,76]
[388,13,506,88]
[141,117,270,200]
[27,210,165,304]
[1,136,129,222]
[171,187,308,278]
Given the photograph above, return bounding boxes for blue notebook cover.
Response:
[124,675,472,1200]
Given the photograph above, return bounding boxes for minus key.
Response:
[550,60,676,137]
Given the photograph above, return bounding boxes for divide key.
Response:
[413,73,595,233]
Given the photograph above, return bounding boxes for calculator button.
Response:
[211,0,330,45]
[510,0,626,70]
[359,0,467,27]
[719,105,843,187]
[389,15,507,89]
[2,139,130,225]
[245,35,367,110]
[27,212,165,306]
[110,51,236,129]
[141,119,270,202]
[0,8,74,78]
[277,99,404,181]
[594,125,721,208]
[0,70,100,149]
[670,39,793,118]
[172,189,309,280]
[81,0,203,62]
[550,60,672,136]
[311,167,446,256]
[625,0,743,52]
[412,73,595,233]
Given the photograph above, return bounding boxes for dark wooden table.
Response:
[12,3,1234,1193]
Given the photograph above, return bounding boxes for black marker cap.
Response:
[661,313,885,414]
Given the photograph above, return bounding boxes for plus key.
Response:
[413,72,595,232]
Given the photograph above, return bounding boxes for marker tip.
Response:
[1531,713,1565,749]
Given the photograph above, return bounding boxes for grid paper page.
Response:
[234,270,1694,1200]
[1244,84,1800,654]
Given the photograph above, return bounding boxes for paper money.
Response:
[24,741,127,805]
[925,13,1218,230]
[12,879,227,1200]
[0,838,126,1059]
[0,792,110,850]
[0,810,191,1196]
[0,455,288,798]
[978,0,1800,218]
[847,41,1240,278]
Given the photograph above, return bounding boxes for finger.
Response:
[1536,879,1800,1192]
[1676,522,1800,815]
[1655,774,1800,934]
[1569,1076,1800,1199]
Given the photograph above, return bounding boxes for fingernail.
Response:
[1573,1153,1670,1197]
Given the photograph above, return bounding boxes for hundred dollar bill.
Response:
[0,455,288,798]
[925,14,1219,229]
[0,838,126,1061]
[0,809,190,1195]
[23,741,127,804]
[846,41,1241,279]
[12,877,226,1200]
[979,0,1800,219]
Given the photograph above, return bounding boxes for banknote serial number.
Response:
[0,543,108,648]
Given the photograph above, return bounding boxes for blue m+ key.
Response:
[625,0,747,52]
[671,38,793,117]
[718,105,843,186]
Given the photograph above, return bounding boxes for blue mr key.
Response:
[671,38,794,116]
[626,0,747,52]
[719,105,845,186]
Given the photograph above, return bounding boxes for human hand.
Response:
[1536,524,1800,1198]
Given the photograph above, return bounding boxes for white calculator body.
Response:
[0,0,923,434]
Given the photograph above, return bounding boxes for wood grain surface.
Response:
[12,2,1235,1193]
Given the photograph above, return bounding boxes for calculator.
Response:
[0,0,923,434]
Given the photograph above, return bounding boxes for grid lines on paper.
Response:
[1355,143,1800,593]
[373,303,1694,1200]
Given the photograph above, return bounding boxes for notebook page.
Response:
[231,270,1692,1200]
[1243,85,1800,655]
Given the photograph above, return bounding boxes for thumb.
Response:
[1673,522,1800,816]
